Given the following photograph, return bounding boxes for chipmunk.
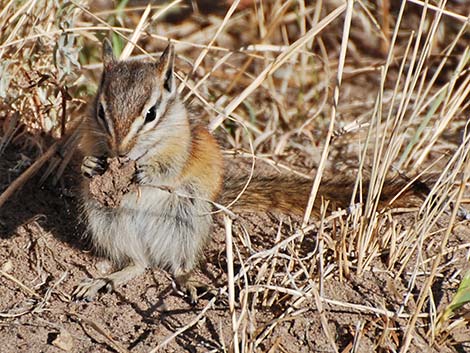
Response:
[73,39,423,302]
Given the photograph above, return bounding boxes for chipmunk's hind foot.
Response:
[72,263,145,301]
[72,277,112,302]
[175,272,215,304]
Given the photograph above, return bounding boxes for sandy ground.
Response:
[1,145,470,353]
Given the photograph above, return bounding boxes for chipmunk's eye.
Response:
[98,103,106,122]
[96,103,112,135]
[145,105,157,124]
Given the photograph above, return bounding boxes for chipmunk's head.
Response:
[89,38,188,160]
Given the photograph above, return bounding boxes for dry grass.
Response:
[1,0,470,352]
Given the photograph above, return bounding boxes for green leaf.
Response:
[440,271,470,324]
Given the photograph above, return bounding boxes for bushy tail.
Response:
[218,171,427,216]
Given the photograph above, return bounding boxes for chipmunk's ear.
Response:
[157,43,175,95]
[102,38,116,69]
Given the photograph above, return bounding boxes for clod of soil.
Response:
[88,157,138,208]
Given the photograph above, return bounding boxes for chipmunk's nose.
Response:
[117,135,134,157]
[116,146,127,158]
[117,149,128,158]
[117,141,129,156]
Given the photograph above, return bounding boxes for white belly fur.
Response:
[84,186,212,275]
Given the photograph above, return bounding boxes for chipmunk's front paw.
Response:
[135,163,156,185]
[81,156,107,178]
[72,278,112,302]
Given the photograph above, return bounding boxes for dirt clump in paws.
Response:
[88,157,138,208]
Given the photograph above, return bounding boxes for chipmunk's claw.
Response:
[72,277,112,302]
[135,164,155,185]
[186,282,199,305]
[82,156,107,178]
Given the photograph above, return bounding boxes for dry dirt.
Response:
[1,145,470,353]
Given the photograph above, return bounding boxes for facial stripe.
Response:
[119,95,165,154]
[96,100,115,138]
